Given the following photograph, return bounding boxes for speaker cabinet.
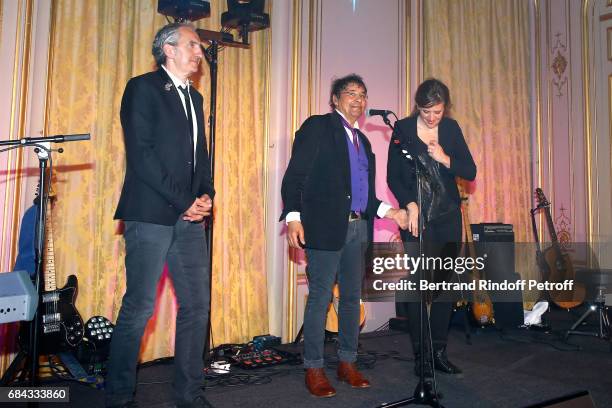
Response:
[471,223,524,329]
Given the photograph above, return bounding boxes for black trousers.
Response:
[399,209,462,354]
[105,219,210,406]
[303,220,367,368]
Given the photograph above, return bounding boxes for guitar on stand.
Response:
[459,191,494,326]
[37,191,84,353]
[532,188,585,309]
[0,133,89,386]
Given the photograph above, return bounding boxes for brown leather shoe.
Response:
[305,368,336,397]
[337,362,371,388]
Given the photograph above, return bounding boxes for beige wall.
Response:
[589,0,612,266]
[0,0,51,272]
[532,0,611,267]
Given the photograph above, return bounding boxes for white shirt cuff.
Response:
[377,202,393,219]
[285,212,301,224]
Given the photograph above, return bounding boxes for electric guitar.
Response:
[325,283,366,333]
[38,193,84,353]
[459,189,494,325]
[533,188,585,309]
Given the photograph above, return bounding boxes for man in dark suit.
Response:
[281,74,408,397]
[106,22,214,408]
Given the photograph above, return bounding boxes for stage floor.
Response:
[35,306,612,407]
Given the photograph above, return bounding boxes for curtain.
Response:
[422,1,536,296]
[42,0,268,363]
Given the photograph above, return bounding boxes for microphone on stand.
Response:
[366,108,393,118]
[0,133,91,148]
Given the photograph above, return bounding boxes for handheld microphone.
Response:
[366,108,393,117]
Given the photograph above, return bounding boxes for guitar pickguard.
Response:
[39,275,84,353]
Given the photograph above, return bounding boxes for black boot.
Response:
[414,354,434,378]
[433,347,462,374]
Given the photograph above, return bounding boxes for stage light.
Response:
[221,0,270,45]
[158,0,211,22]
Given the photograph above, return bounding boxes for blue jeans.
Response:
[303,219,367,368]
[105,219,210,406]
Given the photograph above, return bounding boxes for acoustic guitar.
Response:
[325,283,366,333]
[533,188,585,309]
[459,190,494,325]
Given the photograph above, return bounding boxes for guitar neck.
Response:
[43,199,57,292]
[542,206,564,257]
[543,207,559,243]
[460,197,478,266]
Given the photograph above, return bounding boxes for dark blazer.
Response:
[387,115,476,211]
[280,111,381,251]
[114,69,215,226]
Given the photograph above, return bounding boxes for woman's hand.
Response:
[427,140,450,168]
[406,202,419,237]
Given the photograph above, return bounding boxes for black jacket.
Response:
[114,69,215,225]
[280,112,381,250]
[387,115,476,211]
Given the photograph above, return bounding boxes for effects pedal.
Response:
[231,349,286,369]
[252,334,281,350]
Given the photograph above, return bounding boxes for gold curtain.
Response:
[422,1,536,294]
[41,0,268,363]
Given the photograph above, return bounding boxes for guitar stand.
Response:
[293,324,304,345]
[0,134,89,387]
[565,287,611,341]
[453,302,473,345]
[451,268,473,345]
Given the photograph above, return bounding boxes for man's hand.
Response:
[287,221,305,249]
[406,202,419,237]
[385,208,409,230]
[183,194,213,222]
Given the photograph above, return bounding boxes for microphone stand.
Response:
[375,113,444,408]
[0,134,90,387]
[197,28,249,363]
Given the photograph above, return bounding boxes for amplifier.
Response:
[470,223,524,329]
[0,270,38,324]
[471,223,514,242]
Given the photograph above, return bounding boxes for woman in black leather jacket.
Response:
[387,78,476,377]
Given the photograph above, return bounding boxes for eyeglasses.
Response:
[341,91,368,101]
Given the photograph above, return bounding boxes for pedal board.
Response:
[230,349,288,369]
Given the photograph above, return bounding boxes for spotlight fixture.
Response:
[221,0,270,45]
[157,0,211,22]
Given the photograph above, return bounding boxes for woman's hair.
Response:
[411,78,451,116]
